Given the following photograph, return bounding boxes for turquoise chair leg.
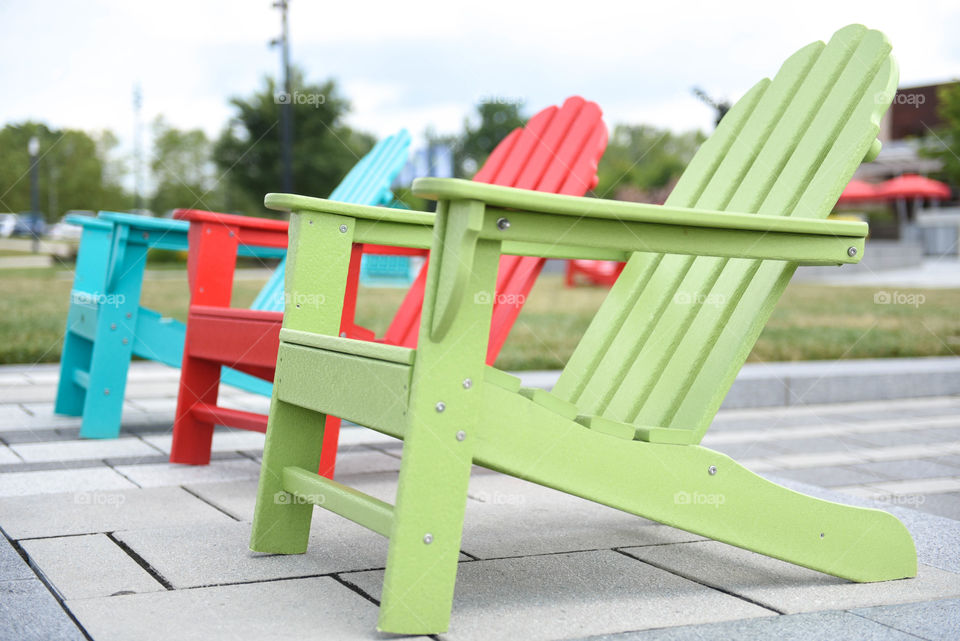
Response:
[56,223,112,417]
[79,242,148,439]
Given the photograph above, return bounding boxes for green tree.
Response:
[595,125,705,199]
[214,69,374,213]
[924,82,960,187]
[0,122,132,220]
[150,117,223,214]
[455,101,526,177]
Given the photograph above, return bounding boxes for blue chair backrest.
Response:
[250,129,412,311]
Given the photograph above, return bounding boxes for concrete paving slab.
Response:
[848,426,960,447]
[331,448,402,478]
[21,533,165,599]
[757,435,874,454]
[880,476,960,495]
[114,517,395,588]
[0,536,34,581]
[113,458,263,488]
[66,576,414,641]
[0,467,137,498]
[851,597,960,641]
[908,492,960,521]
[622,541,960,614]
[141,430,266,455]
[460,473,703,559]
[344,550,773,641]
[0,578,86,641]
[855,458,960,482]
[579,609,920,640]
[10,437,162,463]
[0,486,236,539]
[765,464,890,488]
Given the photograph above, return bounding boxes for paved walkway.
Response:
[797,258,960,289]
[1,363,959,640]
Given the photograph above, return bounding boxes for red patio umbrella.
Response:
[877,174,951,200]
[837,179,881,203]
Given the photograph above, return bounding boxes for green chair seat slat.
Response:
[552,25,895,441]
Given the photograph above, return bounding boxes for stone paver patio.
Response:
[1,362,959,640]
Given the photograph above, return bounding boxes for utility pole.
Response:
[28,135,40,253]
[272,0,294,193]
[133,84,144,212]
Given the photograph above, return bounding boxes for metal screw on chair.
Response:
[229,230,235,237]
[340,331,347,337]
[126,312,132,319]
[847,247,858,257]
[456,431,466,441]
[142,232,149,240]
[122,338,128,345]
[423,533,433,544]
[496,217,510,231]
[436,402,446,413]
[110,323,116,330]
[708,465,717,475]
[103,388,110,396]
[462,378,472,389]
[820,532,825,538]
[339,224,348,233]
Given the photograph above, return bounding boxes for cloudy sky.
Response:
[1,0,958,157]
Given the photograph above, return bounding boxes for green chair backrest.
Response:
[552,25,897,442]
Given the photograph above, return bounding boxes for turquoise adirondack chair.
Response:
[249,26,915,635]
[55,130,411,438]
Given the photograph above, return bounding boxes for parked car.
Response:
[12,213,46,237]
[48,211,95,240]
[0,213,17,238]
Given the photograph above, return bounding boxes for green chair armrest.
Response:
[412,177,866,266]
[265,193,435,227]
[265,193,436,250]
[412,178,867,240]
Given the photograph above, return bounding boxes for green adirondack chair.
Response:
[250,25,915,634]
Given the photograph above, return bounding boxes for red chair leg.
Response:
[170,354,221,465]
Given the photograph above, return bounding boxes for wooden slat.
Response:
[72,369,90,390]
[553,25,895,444]
[282,466,394,537]
[275,343,411,439]
[384,96,607,359]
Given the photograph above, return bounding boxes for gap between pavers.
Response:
[621,540,960,614]
[342,549,774,641]
[9,437,163,463]
[0,486,236,539]
[65,576,427,641]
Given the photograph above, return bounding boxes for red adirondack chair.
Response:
[170,96,607,475]
[565,259,626,287]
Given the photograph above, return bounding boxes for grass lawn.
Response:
[0,267,958,368]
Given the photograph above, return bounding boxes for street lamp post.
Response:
[272,0,294,193]
[28,136,40,253]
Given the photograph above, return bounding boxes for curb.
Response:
[516,357,960,409]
